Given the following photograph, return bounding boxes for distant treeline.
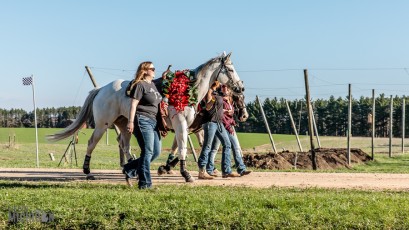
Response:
[2,93,408,137]
[0,106,82,128]
[236,93,408,138]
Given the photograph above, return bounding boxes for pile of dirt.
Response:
[242,148,372,170]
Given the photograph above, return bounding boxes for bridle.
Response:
[215,57,245,96]
[232,94,246,110]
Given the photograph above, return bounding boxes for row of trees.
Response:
[237,93,407,137]
[0,107,81,128]
[1,93,408,137]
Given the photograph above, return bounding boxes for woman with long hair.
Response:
[123,61,163,189]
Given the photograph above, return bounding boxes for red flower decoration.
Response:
[168,71,191,112]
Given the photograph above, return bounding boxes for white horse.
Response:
[48,52,246,181]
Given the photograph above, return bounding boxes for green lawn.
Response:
[2,128,409,173]
[0,127,281,148]
[1,182,409,229]
[2,128,409,229]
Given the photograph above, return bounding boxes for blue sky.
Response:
[1,1,409,111]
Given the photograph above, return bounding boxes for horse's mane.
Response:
[193,55,222,88]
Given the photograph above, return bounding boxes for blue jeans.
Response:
[206,132,247,175]
[123,115,161,189]
[198,122,232,174]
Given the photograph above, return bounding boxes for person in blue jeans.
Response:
[207,132,251,177]
[123,61,162,189]
[197,82,241,179]
[206,85,251,177]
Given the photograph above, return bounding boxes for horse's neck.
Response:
[194,63,219,103]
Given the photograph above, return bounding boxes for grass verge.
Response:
[1,181,409,229]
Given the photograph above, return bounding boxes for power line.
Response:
[91,66,409,73]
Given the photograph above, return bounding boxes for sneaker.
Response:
[222,172,241,178]
[240,170,252,176]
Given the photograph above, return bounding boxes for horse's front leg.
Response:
[158,137,179,175]
[169,109,194,182]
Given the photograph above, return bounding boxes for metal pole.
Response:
[32,75,39,167]
[106,129,109,145]
[389,95,393,157]
[347,84,352,165]
[402,98,405,154]
[285,100,303,152]
[372,89,375,160]
[304,69,317,170]
[256,95,277,153]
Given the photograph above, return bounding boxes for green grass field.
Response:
[2,128,409,229]
[2,128,409,172]
[1,182,409,229]
[0,127,276,148]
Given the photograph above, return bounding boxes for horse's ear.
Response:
[226,52,232,60]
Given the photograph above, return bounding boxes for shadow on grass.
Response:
[0,181,67,189]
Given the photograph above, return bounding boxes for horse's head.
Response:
[232,93,249,122]
[215,52,245,96]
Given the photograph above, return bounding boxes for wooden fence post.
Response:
[311,104,321,148]
[303,69,317,170]
[285,100,303,152]
[256,95,277,153]
[347,84,352,165]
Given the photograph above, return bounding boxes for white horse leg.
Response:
[173,121,189,161]
[83,126,107,179]
[168,109,194,182]
[114,117,132,167]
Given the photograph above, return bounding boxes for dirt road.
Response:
[1,168,409,191]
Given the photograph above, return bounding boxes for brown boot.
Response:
[198,168,214,180]
[209,169,220,177]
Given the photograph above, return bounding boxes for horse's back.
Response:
[93,79,132,125]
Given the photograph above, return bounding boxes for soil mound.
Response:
[243,148,372,170]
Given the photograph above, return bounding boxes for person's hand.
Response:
[162,102,168,111]
[224,109,234,116]
[162,64,172,79]
[162,70,169,79]
[127,121,134,133]
[211,81,220,90]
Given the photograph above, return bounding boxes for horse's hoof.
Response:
[83,168,90,174]
[125,176,133,187]
[86,174,96,180]
[181,171,195,183]
[157,165,167,176]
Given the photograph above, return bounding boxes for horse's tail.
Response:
[47,88,100,142]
